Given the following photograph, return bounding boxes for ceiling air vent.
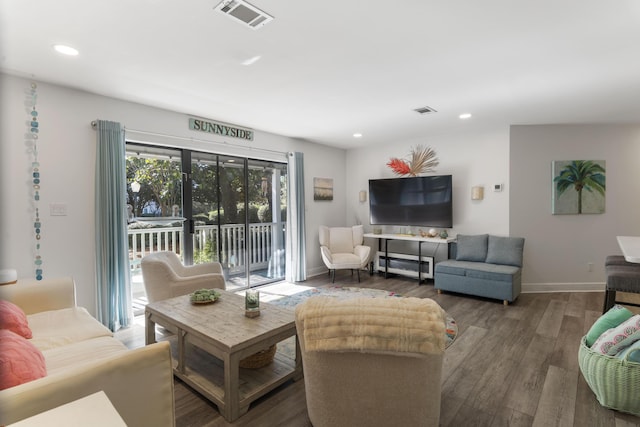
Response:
[214,0,274,30]
[414,106,438,115]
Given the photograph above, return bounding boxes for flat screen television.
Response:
[369,175,453,228]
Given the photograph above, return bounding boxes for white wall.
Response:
[5,74,636,306]
[0,74,345,313]
[510,124,640,291]
[345,128,511,261]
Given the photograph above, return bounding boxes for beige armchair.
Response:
[140,251,226,303]
[295,296,445,427]
[319,225,371,282]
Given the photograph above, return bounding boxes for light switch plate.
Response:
[50,203,67,216]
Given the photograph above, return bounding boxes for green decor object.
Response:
[386,145,439,176]
[189,288,221,304]
[28,82,43,280]
[245,289,260,310]
[578,336,640,416]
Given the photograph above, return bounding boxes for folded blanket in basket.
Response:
[296,296,445,355]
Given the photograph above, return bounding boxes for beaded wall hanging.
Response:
[29,82,43,280]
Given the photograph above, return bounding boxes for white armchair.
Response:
[319,225,371,283]
[140,251,226,303]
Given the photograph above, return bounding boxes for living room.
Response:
[1,1,640,426]
[2,79,639,314]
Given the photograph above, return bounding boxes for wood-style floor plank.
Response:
[115,273,640,427]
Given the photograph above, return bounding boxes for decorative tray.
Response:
[189,289,221,305]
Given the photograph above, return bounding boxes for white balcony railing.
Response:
[128,222,285,277]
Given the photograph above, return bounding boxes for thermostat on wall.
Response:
[493,184,503,192]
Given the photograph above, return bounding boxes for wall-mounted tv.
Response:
[369,175,453,228]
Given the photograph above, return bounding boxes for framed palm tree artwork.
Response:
[552,160,606,214]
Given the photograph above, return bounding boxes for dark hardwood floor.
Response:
[115,273,640,427]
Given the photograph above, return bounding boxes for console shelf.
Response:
[376,251,433,280]
[364,233,455,284]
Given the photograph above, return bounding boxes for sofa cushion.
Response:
[435,260,476,276]
[455,234,489,262]
[585,304,634,346]
[435,260,520,282]
[465,263,520,282]
[0,300,33,339]
[43,336,128,375]
[329,227,355,254]
[0,329,46,390]
[485,235,525,267]
[27,307,113,351]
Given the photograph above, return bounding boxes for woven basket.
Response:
[578,336,640,416]
[240,344,277,369]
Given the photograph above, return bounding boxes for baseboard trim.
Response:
[523,282,605,293]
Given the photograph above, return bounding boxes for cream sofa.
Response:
[0,277,175,427]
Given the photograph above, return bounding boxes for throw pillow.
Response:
[485,235,525,267]
[585,304,634,347]
[0,299,33,339]
[591,314,640,356]
[455,234,489,262]
[617,340,640,363]
[0,329,47,390]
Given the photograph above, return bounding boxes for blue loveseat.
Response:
[434,234,525,305]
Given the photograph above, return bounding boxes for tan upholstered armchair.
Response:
[319,225,371,282]
[295,296,445,427]
[140,251,226,303]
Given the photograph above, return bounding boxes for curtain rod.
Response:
[90,121,287,157]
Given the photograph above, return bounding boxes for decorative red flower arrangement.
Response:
[386,145,439,176]
[386,158,412,175]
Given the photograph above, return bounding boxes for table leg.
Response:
[177,330,186,375]
[418,241,423,285]
[145,312,156,345]
[384,238,389,279]
[223,352,242,421]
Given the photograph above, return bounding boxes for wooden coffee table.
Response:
[145,290,302,422]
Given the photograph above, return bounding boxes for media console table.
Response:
[364,233,455,284]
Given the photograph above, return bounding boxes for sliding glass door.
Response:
[126,143,287,298]
[246,159,287,287]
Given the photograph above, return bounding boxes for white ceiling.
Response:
[2,1,640,149]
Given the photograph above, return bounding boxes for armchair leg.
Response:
[357,269,361,282]
[331,270,336,283]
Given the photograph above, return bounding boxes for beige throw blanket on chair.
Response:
[296,296,445,355]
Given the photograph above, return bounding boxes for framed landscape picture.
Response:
[313,177,333,201]
[552,160,606,215]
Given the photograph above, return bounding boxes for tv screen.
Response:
[369,175,453,228]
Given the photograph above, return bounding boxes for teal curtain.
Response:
[95,120,131,331]
[286,152,306,282]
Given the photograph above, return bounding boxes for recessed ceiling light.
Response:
[53,44,79,56]
[353,133,363,138]
[242,55,262,66]
[459,113,472,119]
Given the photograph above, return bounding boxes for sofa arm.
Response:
[0,277,76,315]
[179,261,223,276]
[354,245,371,265]
[0,342,175,427]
